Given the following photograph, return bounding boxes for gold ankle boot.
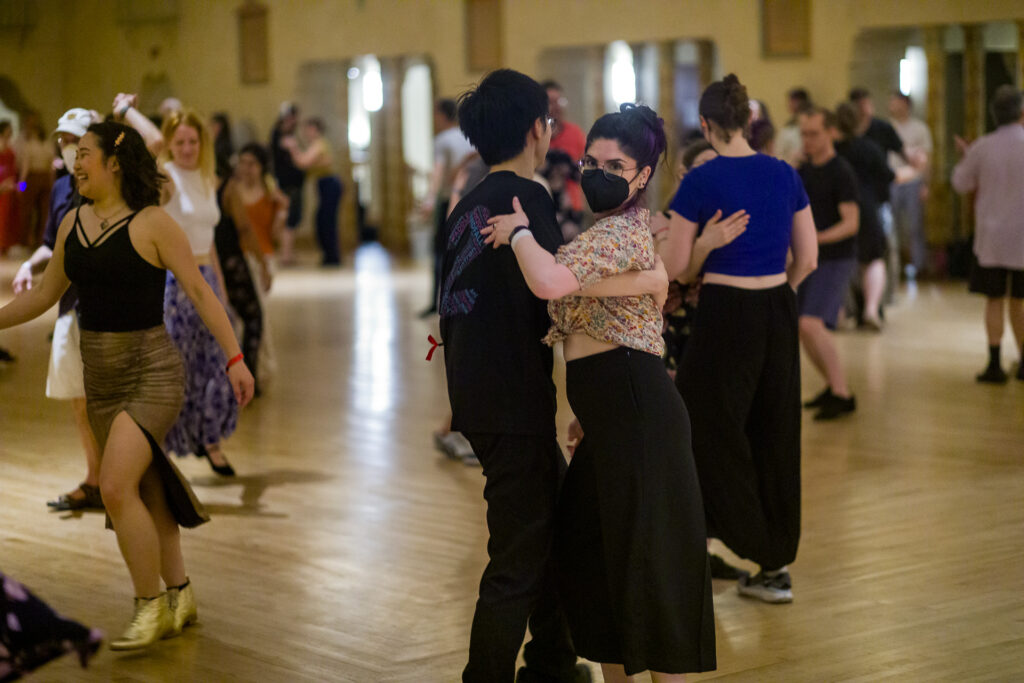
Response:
[110,593,173,650]
[165,580,198,638]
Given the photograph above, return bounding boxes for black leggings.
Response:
[219,251,263,387]
[677,284,802,570]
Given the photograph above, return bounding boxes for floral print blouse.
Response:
[544,206,666,356]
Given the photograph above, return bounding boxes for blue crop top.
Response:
[669,154,809,277]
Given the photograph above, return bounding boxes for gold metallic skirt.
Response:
[80,325,210,528]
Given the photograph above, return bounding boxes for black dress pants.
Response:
[461,433,578,683]
[677,284,802,571]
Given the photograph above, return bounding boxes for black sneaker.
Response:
[516,663,592,683]
[709,553,748,580]
[0,347,14,363]
[1015,363,1024,382]
[738,570,793,603]
[803,387,832,409]
[976,365,1008,384]
[813,393,856,421]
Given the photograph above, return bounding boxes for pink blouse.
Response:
[544,206,665,356]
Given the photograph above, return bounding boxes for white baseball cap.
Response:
[55,108,96,138]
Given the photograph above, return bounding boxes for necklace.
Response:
[94,204,127,230]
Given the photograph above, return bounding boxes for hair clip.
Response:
[114,131,125,147]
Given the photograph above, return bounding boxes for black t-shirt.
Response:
[799,155,860,261]
[864,118,905,158]
[439,171,563,437]
[836,137,894,228]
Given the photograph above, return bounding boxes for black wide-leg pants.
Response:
[677,283,802,571]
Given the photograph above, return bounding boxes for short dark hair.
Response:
[849,87,871,102]
[788,88,811,105]
[681,139,714,171]
[699,74,751,142]
[458,69,548,166]
[835,101,860,139]
[0,120,10,135]
[85,121,166,210]
[990,85,1023,126]
[891,91,912,107]
[800,106,837,130]
[585,103,667,198]
[437,98,458,123]
[304,117,325,133]
[540,80,562,92]
[238,142,269,172]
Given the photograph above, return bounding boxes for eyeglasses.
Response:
[579,157,637,179]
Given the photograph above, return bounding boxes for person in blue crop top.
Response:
[0,122,254,651]
[661,74,818,605]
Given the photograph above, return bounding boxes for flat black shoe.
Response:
[803,387,832,409]
[709,553,749,580]
[0,347,14,362]
[814,393,856,421]
[196,445,236,477]
[976,365,1008,384]
[418,306,437,319]
[515,663,592,683]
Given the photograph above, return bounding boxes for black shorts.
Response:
[968,257,1024,298]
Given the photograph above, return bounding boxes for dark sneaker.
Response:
[1015,363,1024,382]
[709,553,748,580]
[976,365,1008,384]
[802,387,832,409]
[814,393,856,421]
[0,347,14,362]
[516,662,592,683]
[738,570,793,604]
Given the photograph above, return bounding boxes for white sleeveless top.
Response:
[162,161,220,255]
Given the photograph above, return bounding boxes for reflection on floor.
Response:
[1,245,1022,681]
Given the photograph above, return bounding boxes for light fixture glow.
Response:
[363,69,383,112]
[609,41,636,106]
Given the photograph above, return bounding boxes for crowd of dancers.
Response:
[1,66,1023,681]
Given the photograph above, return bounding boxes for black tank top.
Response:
[64,208,167,332]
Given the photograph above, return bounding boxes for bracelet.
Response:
[116,105,132,119]
[510,226,532,247]
[652,226,670,236]
[225,353,244,372]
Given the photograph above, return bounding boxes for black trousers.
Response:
[429,197,450,310]
[677,284,802,571]
[315,176,342,265]
[461,433,578,683]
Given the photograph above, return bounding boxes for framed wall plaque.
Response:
[762,0,811,58]
[238,0,269,84]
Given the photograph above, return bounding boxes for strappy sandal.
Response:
[47,483,104,511]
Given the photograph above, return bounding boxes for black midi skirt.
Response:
[559,346,716,675]
[80,325,210,529]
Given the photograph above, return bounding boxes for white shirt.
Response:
[434,127,475,197]
[162,161,220,256]
[891,117,932,180]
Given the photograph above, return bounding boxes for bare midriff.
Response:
[563,333,619,362]
[702,271,787,290]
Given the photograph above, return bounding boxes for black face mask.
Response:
[581,169,634,213]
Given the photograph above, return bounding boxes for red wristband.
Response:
[226,353,244,372]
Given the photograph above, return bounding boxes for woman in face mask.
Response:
[482,103,716,683]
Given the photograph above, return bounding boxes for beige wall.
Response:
[1,0,1022,141]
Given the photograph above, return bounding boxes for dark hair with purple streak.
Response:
[585,103,667,197]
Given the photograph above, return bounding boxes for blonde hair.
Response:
[160,108,216,185]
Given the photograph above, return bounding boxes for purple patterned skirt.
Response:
[163,265,238,456]
[0,572,102,681]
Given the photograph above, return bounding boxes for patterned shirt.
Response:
[544,206,666,357]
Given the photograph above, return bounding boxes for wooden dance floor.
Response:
[2,245,1022,681]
